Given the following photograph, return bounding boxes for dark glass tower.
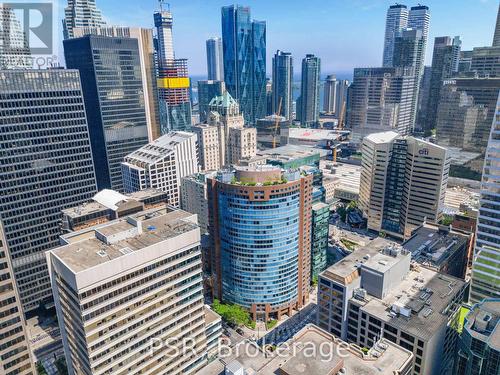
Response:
[0,69,97,311]
[64,35,149,191]
[298,54,321,126]
[272,50,293,121]
[221,4,266,124]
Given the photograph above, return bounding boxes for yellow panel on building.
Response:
[157,77,190,89]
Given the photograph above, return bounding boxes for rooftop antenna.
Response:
[158,0,170,12]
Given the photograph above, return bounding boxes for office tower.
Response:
[425,36,461,132]
[493,3,500,47]
[206,37,224,81]
[450,77,500,153]
[73,26,161,141]
[311,202,329,279]
[64,35,149,191]
[63,0,106,39]
[435,84,488,151]
[455,299,499,375]
[323,74,337,114]
[155,9,193,133]
[207,91,256,165]
[180,171,217,234]
[335,79,349,122]
[197,80,225,123]
[382,4,408,67]
[348,67,416,135]
[416,65,431,127]
[471,46,500,77]
[61,189,168,232]
[272,50,293,121]
[459,50,473,73]
[154,9,174,62]
[121,132,198,207]
[192,124,222,171]
[266,78,273,116]
[0,4,31,69]
[255,115,288,148]
[298,54,321,126]
[470,97,500,303]
[0,223,35,375]
[0,70,97,311]
[408,5,430,44]
[208,166,312,321]
[47,207,209,375]
[359,131,450,239]
[318,238,467,375]
[221,4,267,124]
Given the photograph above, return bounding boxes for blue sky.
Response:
[62,0,499,76]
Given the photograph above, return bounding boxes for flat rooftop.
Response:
[403,223,470,268]
[257,144,321,162]
[321,237,397,283]
[195,324,412,375]
[352,266,466,341]
[364,131,399,144]
[465,299,500,351]
[204,306,221,326]
[52,209,197,273]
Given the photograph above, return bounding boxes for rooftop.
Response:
[465,299,500,351]
[204,305,221,326]
[364,131,400,144]
[257,144,321,164]
[52,208,197,273]
[196,324,413,375]
[403,223,471,269]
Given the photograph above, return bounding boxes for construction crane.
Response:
[272,97,282,149]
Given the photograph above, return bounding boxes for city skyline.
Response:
[85,0,499,76]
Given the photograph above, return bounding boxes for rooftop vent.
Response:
[96,250,107,257]
[119,247,133,255]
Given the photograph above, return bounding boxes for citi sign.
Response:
[418,148,429,155]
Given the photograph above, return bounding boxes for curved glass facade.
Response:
[217,187,300,309]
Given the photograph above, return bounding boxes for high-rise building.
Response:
[192,124,222,171]
[435,83,488,152]
[73,26,161,141]
[121,132,199,207]
[47,207,210,375]
[0,222,35,375]
[471,46,500,77]
[455,299,500,375]
[470,95,500,303]
[0,69,98,311]
[221,4,266,124]
[311,202,329,279]
[416,65,432,128]
[318,238,467,375]
[208,166,312,321]
[425,36,461,132]
[335,79,350,123]
[272,50,293,121]
[493,3,500,47]
[458,50,473,73]
[62,0,106,39]
[359,131,450,239]
[197,80,225,123]
[298,54,321,126]
[0,4,31,69]
[180,171,217,234]
[348,67,416,135]
[64,35,149,191]
[323,74,337,114]
[155,9,193,133]
[206,37,224,81]
[382,4,408,67]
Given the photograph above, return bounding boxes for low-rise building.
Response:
[196,324,413,375]
[403,222,472,279]
[121,131,199,207]
[47,207,209,375]
[257,144,321,169]
[61,189,168,232]
[320,161,361,202]
[318,238,467,375]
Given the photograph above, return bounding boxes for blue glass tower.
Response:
[208,167,312,321]
[221,5,266,125]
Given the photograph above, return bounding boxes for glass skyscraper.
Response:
[206,37,224,81]
[198,80,225,123]
[64,35,149,191]
[0,69,98,311]
[221,4,266,125]
[272,50,293,121]
[63,0,106,39]
[298,54,321,126]
[470,94,500,303]
[208,167,312,321]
